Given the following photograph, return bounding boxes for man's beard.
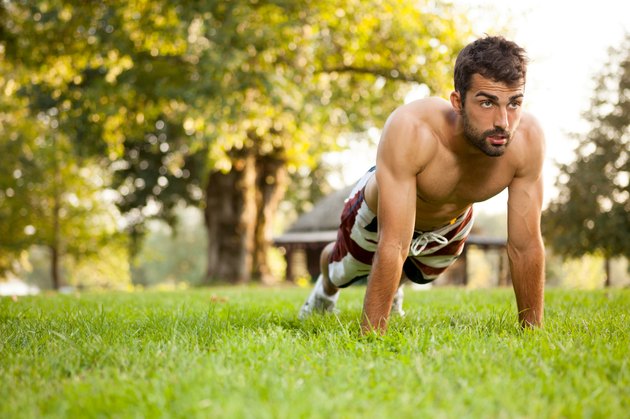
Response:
[462,111,512,157]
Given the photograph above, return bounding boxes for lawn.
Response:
[1,287,628,418]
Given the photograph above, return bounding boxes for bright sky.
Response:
[331,0,630,214]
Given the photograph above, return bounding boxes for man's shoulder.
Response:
[385,97,453,138]
[390,97,453,123]
[513,112,546,160]
[518,112,545,141]
[378,98,451,172]
[510,112,546,176]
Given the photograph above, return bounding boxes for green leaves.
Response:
[1,0,476,283]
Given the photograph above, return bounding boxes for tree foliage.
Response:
[0,53,126,287]
[1,0,476,285]
[544,34,630,259]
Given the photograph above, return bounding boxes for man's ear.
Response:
[450,91,463,114]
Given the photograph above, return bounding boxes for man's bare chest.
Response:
[415,161,515,206]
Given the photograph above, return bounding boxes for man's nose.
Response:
[494,108,509,130]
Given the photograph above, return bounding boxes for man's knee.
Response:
[320,242,339,293]
[320,242,336,271]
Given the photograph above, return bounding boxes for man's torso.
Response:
[364,98,535,230]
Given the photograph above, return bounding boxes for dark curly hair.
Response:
[454,36,528,103]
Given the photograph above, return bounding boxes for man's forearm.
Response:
[361,247,404,335]
[508,243,545,327]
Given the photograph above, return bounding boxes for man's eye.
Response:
[509,102,522,109]
[480,101,493,108]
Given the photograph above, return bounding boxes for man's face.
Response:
[460,74,525,157]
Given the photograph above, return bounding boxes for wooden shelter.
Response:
[275,186,511,286]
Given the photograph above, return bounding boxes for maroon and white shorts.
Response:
[328,167,474,287]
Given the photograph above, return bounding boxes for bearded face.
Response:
[454,74,524,157]
[461,107,513,157]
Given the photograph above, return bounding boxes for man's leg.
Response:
[299,167,377,319]
[298,242,340,319]
[320,241,339,296]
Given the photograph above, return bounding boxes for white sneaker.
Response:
[391,286,405,317]
[298,274,339,319]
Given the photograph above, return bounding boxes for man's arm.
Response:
[506,119,546,327]
[362,112,434,334]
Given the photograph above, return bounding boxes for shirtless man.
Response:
[299,36,545,334]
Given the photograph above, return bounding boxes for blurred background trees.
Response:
[2,1,626,290]
[0,0,474,288]
[543,33,630,286]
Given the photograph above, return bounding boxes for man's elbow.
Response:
[377,237,410,260]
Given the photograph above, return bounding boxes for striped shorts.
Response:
[328,167,474,287]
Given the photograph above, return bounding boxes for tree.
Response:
[0,91,44,277]
[0,102,127,288]
[1,0,476,286]
[0,1,133,288]
[543,34,630,286]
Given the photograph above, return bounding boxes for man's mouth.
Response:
[488,136,507,146]
[487,133,508,146]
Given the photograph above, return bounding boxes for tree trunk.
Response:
[204,151,257,284]
[50,246,61,290]
[50,134,62,291]
[604,257,611,287]
[252,153,288,284]
[50,188,62,290]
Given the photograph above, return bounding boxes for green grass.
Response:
[1,287,629,418]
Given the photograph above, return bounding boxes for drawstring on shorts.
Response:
[410,232,448,256]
